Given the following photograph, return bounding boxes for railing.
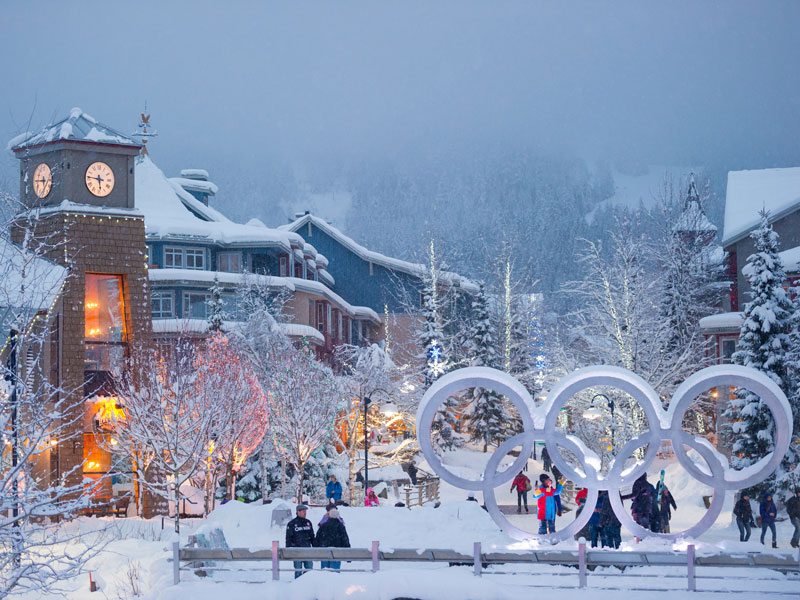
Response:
[172,541,800,592]
[403,477,440,507]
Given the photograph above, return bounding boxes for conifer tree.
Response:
[724,211,798,497]
[466,283,504,451]
[207,276,225,332]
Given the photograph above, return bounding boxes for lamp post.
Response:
[363,396,371,491]
[583,393,616,454]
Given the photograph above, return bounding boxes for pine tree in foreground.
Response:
[207,276,225,332]
[724,211,798,498]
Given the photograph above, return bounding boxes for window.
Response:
[217,252,241,273]
[337,311,343,340]
[280,255,289,277]
[151,291,174,318]
[165,247,183,268]
[721,339,736,364]
[294,263,303,278]
[185,248,205,270]
[316,302,326,333]
[327,304,332,334]
[183,292,211,319]
[85,273,127,372]
[164,247,205,270]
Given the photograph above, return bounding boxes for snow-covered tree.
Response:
[337,343,406,503]
[723,211,799,498]
[111,337,219,533]
[206,275,225,332]
[266,342,343,500]
[0,202,107,596]
[465,283,504,451]
[196,332,267,506]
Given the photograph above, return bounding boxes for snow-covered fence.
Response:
[171,541,800,592]
[402,477,440,507]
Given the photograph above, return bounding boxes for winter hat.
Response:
[296,504,309,512]
[539,473,551,484]
[328,508,340,520]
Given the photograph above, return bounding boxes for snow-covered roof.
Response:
[699,312,743,332]
[135,156,303,250]
[723,167,800,246]
[148,269,379,323]
[151,318,324,344]
[8,107,138,152]
[281,213,478,293]
[169,177,218,196]
[0,237,68,334]
[779,245,800,274]
[17,200,143,220]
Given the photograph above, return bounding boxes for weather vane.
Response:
[132,102,158,156]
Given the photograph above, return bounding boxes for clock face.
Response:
[33,163,52,198]
[85,161,115,197]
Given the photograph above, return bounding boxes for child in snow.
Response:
[532,474,562,534]
[760,492,778,548]
[365,487,380,507]
[654,480,677,533]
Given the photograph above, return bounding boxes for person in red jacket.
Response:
[510,471,531,513]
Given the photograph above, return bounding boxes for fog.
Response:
[2,1,799,280]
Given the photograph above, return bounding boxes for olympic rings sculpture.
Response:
[417,364,793,543]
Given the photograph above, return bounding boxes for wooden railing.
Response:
[172,541,800,592]
[403,477,439,507]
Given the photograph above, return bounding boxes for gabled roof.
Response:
[135,156,304,250]
[8,107,139,152]
[280,213,478,293]
[723,167,800,246]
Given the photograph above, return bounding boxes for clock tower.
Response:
[11,108,155,513]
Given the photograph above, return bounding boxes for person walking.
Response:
[315,507,350,570]
[533,474,562,534]
[600,492,622,548]
[365,487,380,507]
[588,491,606,547]
[510,471,531,513]
[760,492,778,548]
[733,492,755,542]
[623,472,656,536]
[406,462,418,486]
[285,504,315,578]
[655,480,677,533]
[326,475,343,504]
[787,489,800,549]
[541,446,553,473]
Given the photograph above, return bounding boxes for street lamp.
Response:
[583,393,616,452]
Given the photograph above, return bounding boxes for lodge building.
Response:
[1,108,474,516]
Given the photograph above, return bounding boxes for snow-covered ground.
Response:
[16,449,800,599]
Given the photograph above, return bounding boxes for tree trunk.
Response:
[260,445,269,502]
[297,459,305,503]
[173,476,181,534]
[348,447,356,505]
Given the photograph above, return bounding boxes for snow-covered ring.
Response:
[417,365,792,543]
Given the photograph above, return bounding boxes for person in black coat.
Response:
[787,489,800,548]
[285,504,315,578]
[733,492,755,542]
[622,472,655,535]
[315,507,350,570]
[600,491,622,548]
[655,481,677,533]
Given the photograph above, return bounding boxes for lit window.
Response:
[151,291,174,319]
[217,252,241,273]
[183,292,211,319]
[85,273,127,372]
[721,339,736,364]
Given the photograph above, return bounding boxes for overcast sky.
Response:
[2,1,799,199]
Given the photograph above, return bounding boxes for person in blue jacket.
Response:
[760,492,778,548]
[326,475,342,504]
[533,474,563,534]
